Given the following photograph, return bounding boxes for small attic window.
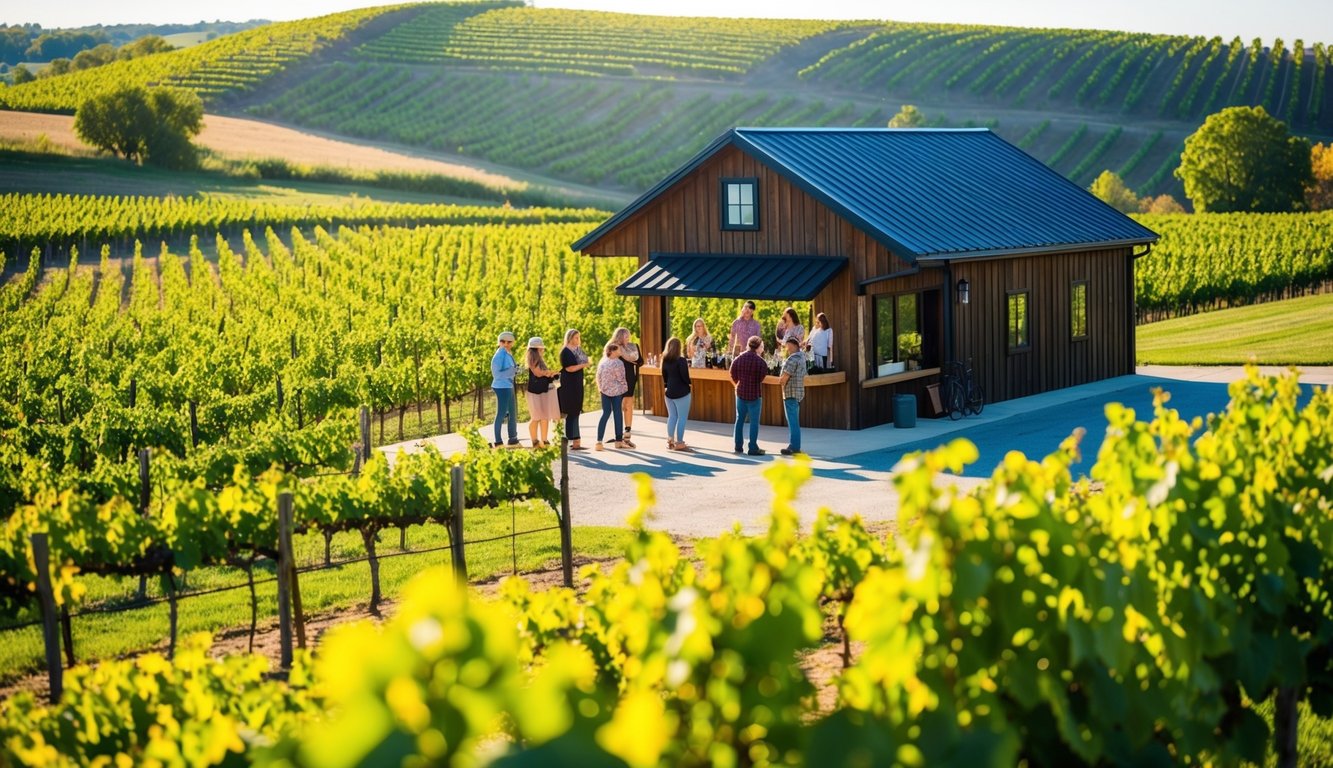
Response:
[721,178,759,231]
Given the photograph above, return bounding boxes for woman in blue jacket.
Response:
[491,331,520,447]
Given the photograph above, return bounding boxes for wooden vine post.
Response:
[560,439,574,588]
[450,463,467,582]
[362,522,383,616]
[31,533,62,704]
[136,448,150,601]
[277,492,294,670]
[359,406,372,465]
[1274,686,1298,768]
[165,571,179,659]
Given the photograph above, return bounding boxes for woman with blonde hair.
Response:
[558,329,590,450]
[661,336,693,452]
[524,337,560,448]
[611,327,640,437]
[685,318,712,368]
[595,342,633,450]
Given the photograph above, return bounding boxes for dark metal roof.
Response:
[616,253,847,300]
[572,127,1158,261]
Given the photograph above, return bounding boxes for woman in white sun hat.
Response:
[524,337,560,448]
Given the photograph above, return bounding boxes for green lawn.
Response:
[1137,294,1333,365]
[0,502,629,684]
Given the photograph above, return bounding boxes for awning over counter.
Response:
[615,253,847,301]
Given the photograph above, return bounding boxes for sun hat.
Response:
[497,331,516,343]
[527,337,545,349]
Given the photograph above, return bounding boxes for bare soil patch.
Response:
[0,111,520,188]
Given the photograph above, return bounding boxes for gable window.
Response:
[1070,280,1088,340]
[721,178,759,230]
[1007,290,1030,353]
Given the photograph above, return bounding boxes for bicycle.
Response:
[940,359,985,420]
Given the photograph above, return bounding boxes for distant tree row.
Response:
[0,21,264,65]
[1092,106,1330,213]
[1088,171,1184,213]
[8,36,175,84]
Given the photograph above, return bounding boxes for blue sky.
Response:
[10,0,1331,45]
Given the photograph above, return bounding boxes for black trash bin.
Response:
[893,394,917,428]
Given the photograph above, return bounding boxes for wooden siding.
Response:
[580,144,1138,428]
[583,144,913,430]
[951,248,1136,404]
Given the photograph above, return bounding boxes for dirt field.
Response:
[0,111,519,186]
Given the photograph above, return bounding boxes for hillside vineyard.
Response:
[3,1,1329,199]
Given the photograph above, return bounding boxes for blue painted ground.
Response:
[839,376,1235,479]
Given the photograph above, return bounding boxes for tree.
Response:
[72,43,117,71]
[1308,143,1333,211]
[888,105,926,128]
[1142,194,1186,213]
[1175,106,1313,212]
[42,58,70,77]
[1088,170,1143,213]
[73,85,203,168]
[119,36,175,60]
[10,64,33,84]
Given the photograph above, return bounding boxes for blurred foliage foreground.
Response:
[2,366,1331,767]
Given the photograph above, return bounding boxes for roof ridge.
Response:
[734,126,991,133]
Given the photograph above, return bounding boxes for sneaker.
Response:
[734,447,744,454]
[780,448,794,456]
[507,439,522,447]
[747,448,766,456]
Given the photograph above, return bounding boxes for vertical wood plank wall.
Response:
[582,143,1138,428]
[951,248,1135,405]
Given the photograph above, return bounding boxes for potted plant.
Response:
[898,332,923,371]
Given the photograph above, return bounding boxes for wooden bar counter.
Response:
[639,365,851,429]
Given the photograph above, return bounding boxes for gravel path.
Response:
[384,366,1333,538]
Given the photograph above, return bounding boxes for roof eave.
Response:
[570,129,739,254]
[915,236,1160,263]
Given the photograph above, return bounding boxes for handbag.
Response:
[526,368,550,394]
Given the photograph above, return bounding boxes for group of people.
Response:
[489,327,642,451]
[487,301,833,457]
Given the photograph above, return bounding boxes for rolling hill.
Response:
[2,0,1330,202]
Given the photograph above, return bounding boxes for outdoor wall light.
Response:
[957,278,970,305]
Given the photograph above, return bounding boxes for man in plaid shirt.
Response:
[729,335,768,456]
[778,335,806,455]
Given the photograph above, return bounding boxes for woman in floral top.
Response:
[595,342,634,450]
[685,318,713,368]
[612,327,640,437]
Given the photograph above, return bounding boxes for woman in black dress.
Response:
[558,329,590,450]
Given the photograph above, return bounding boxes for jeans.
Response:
[597,393,624,442]
[493,387,517,444]
[665,393,691,443]
[783,398,801,452]
[734,395,761,451]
